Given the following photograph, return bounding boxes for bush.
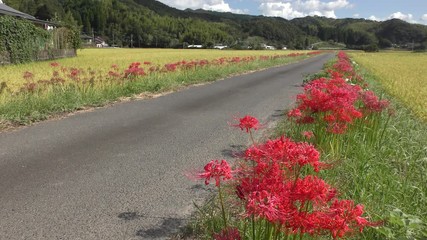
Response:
[0,16,50,63]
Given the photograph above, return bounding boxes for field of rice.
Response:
[349,51,427,121]
[0,48,306,90]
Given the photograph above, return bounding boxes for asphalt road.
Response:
[0,53,334,240]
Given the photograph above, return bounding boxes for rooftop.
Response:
[0,2,35,20]
[0,2,57,26]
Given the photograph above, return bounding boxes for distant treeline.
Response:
[4,0,427,50]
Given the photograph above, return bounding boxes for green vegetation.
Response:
[0,16,50,63]
[3,0,427,50]
[0,14,80,64]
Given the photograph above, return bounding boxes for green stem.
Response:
[243,219,248,240]
[218,184,228,229]
[249,130,256,145]
[377,112,391,149]
[252,215,256,240]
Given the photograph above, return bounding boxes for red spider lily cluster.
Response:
[288,51,389,134]
[124,62,146,78]
[328,51,363,83]
[196,114,379,240]
[23,71,34,80]
[237,137,378,238]
[10,52,322,95]
[360,90,390,113]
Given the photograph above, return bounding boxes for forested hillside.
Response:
[3,0,427,50]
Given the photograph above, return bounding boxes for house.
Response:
[81,34,93,45]
[261,44,276,50]
[95,37,108,48]
[188,45,203,49]
[214,45,228,50]
[0,0,56,30]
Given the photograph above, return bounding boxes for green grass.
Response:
[0,54,312,129]
[275,68,427,239]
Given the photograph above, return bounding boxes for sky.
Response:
[156,0,427,25]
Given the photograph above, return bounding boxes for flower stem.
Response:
[252,215,256,240]
[249,130,256,145]
[218,184,228,228]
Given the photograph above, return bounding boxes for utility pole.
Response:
[92,29,95,46]
[131,34,133,48]
[112,32,115,47]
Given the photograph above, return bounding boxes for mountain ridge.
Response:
[3,0,427,50]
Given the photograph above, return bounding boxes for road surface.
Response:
[0,53,334,239]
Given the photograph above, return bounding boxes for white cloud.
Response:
[353,13,359,18]
[421,14,427,22]
[157,0,245,14]
[368,15,380,21]
[258,0,352,20]
[259,2,305,18]
[388,12,415,23]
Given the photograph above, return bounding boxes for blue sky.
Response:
[157,0,427,24]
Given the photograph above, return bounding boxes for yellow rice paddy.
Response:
[350,51,427,121]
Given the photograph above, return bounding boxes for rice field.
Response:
[349,51,427,121]
[0,48,307,90]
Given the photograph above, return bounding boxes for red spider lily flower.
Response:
[302,131,314,139]
[23,71,34,80]
[246,190,281,222]
[164,63,177,72]
[50,62,60,67]
[287,108,302,118]
[360,90,389,113]
[124,62,145,77]
[244,136,323,172]
[233,115,259,132]
[198,160,233,187]
[69,68,80,80]
[213,227,241,240]
[318,199,381,239]
[291,175,337,204]
[143,61,152,65]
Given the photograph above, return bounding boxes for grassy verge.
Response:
[275,58,427,239]
[187,52,427,240]
[0,54,313,129]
